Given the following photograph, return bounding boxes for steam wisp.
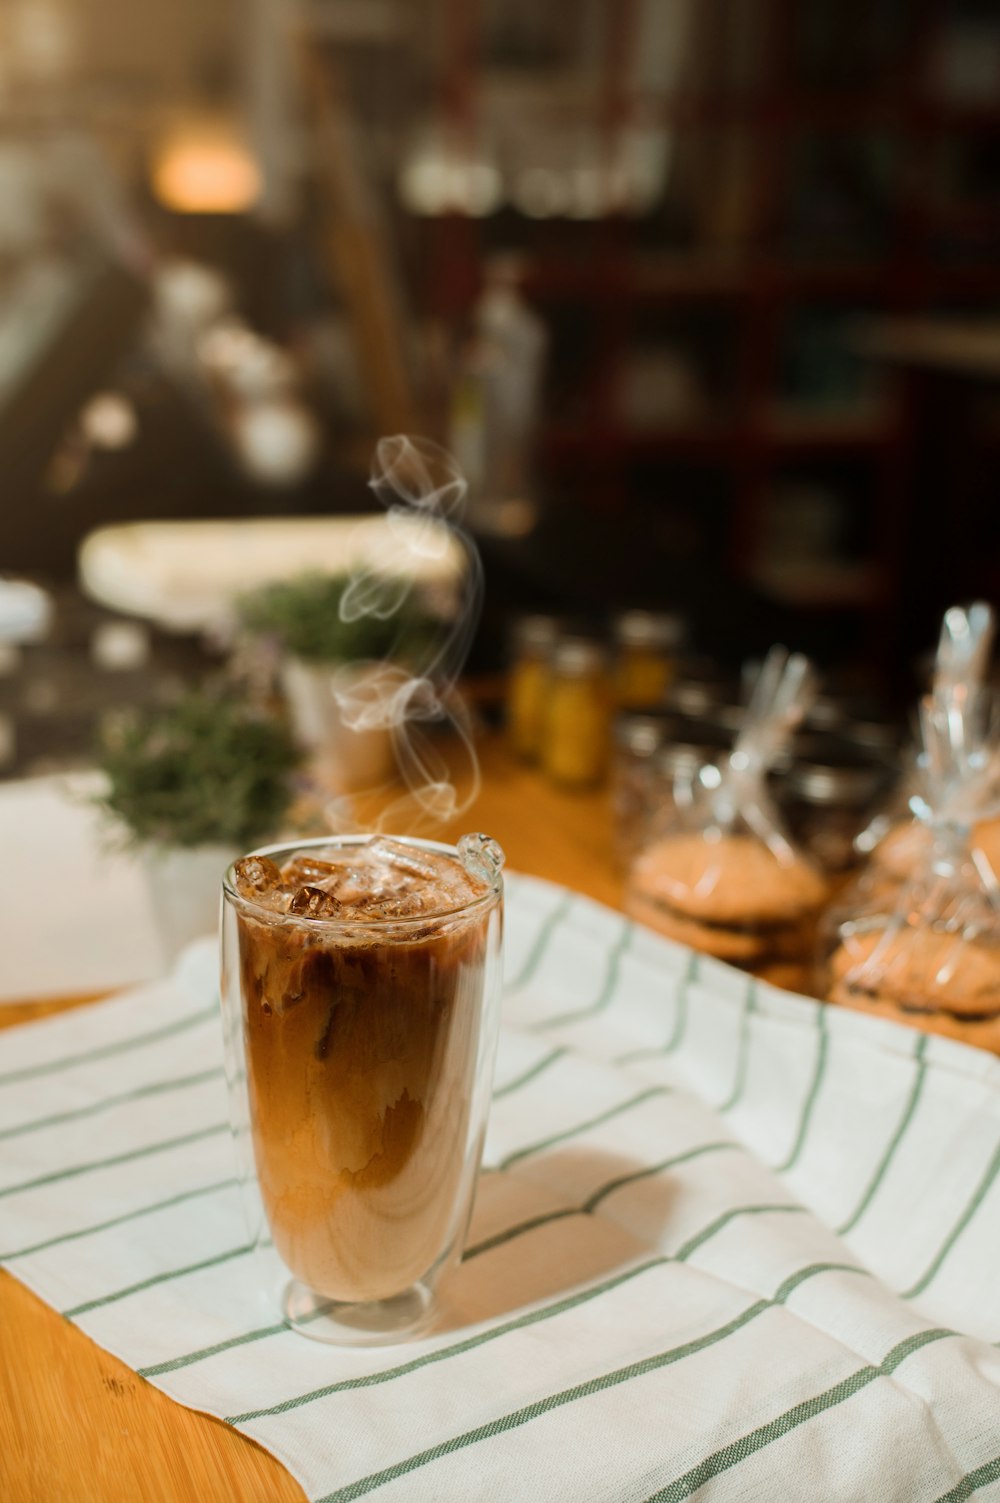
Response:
[328,435,483,832]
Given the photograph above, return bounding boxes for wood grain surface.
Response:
[0,736,620,1503]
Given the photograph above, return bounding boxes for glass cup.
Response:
[220,832,504,1346]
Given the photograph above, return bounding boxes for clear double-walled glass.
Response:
[220,833,504,1346]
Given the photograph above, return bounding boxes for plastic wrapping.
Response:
[626,646,829,991]
[824,690,1000,1051]
[855,601,996,863]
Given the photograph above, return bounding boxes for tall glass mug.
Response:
[220,832,504,1345]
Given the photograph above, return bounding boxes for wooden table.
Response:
[0,738,619,1503]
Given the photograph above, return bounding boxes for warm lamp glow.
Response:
[151,120,261,215]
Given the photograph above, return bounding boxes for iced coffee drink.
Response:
[221,834,503,1343]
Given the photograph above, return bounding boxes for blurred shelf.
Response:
[543,425,735,464]
[757,405,895,454]
[853,319,1000,376]
[524,255,1000,306]
[629,93,1000,133]
[426,1,1000,676]
[749,560,883,610]
[543,409,893,467]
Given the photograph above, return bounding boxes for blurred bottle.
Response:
[542,637,611,789]
[449,256,547,533]
[614,610,685,710]
[507,613,560,762]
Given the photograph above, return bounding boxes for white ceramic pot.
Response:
[140,842,237,968]
[280,657,395,791]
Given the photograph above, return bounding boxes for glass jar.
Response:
[507,614,560,761]
[613,610,685,710]
[541,637,611,788]
[641,720,735,844]
[612,710,675,862]
[773,732,896,877]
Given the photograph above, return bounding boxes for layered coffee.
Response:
[230,838,498,1305]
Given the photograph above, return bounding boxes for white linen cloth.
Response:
[3,874,1000,1502]
[0,774,161,1001]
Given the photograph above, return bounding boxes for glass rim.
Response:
[222,833,503,931]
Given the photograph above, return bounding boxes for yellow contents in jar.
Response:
[508,655,550,761]
[543,668,610,788]
[616,648,675,710]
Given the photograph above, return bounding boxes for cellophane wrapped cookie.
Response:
[823,691,1000,1052]
[853,601,996,890]
[626,647,829,993]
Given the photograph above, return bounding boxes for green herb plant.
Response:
[94,690,300,849]
[237,573,437,665]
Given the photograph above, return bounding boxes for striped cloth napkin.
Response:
[3,873,1000,1502]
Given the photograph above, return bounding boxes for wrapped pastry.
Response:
[824,690,1000,1052]
[626,646,829,991]
[855,600,995,867]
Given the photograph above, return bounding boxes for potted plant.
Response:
[237,572,438,790]
[94,688,300,963]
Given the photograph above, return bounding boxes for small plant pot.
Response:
[140,843,238,968]
[280,657,395,791]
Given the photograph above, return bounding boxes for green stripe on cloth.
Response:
[463,1208,581,1261]
[0,1004,217,1088]
[225,1252,865,1430]
[674,1203,806,1262]
[643,1327,955,1503]
[309,1263,876,1503]
[533,922,633,1030]
[151,1167,779,1381]
[492,1047,566,1100]
[904,1133,1000,1299]
[663,953,698,1055]
[139,1319,289,1378]
[932,1455,1000,1503]
[583,1140,737,1214]
[775,1004,829,1173]
[226,1257,669,1424]
[64,1242,253,1319]
[837,1035,928,1238]
[497,1086,670,1171]
[0,1122,228,1200]
[0,1178,238,1262]
[467,1139,739,1259]
[506,893,573,991]
[0,1066,225,1141]
[615,953,698,1068]
[718,979,757,1113]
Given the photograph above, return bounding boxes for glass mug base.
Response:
[282,1277,436,1346]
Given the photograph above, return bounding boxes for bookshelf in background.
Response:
[328,0,1000,675]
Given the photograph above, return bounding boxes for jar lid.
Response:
[666,670,739,719]
[613,710,675,757]
[552,636,608,677]
[783,733,892,807]
[702,702,745,736]
[653,718,733,777]
[511,614,561,655]
[614,610,685,651]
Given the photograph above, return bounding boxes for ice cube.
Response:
[366,837,439,879]
[282,855,344,886]
[330,865,382,905]
[367,892,426,919]
[233,855,284,900]
[288,885,343,918]
[457,833,504,887]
